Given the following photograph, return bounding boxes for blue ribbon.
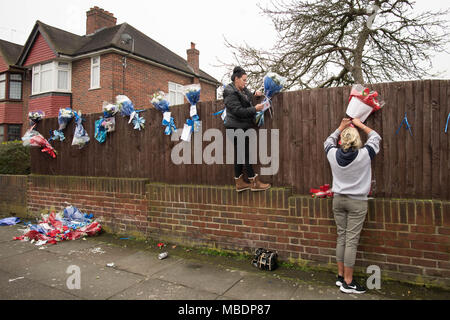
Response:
[255,111,265,127]
[187,115,201,132]
[396,112,413,136]
[212,109,225,116]
[162,117,177,135]
[445,112,450,133]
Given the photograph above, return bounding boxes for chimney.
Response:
[187,42,200,74]
[86,6,117,35]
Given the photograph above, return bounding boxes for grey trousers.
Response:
[333,195,368,268]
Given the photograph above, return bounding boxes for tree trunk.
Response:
[352,25,370,84]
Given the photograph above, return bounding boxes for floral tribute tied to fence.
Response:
[22,110,56,158]
[151,91,177,136]
[181,84,201,142]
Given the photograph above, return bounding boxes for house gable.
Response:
[24,32,57,67]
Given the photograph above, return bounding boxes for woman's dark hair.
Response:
[231,66,246,81]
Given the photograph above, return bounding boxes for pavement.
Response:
[0,222,449,301]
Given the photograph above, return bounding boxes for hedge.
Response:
[0,141,30,175]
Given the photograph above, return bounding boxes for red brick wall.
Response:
[16,174,449,288]
[28,94,71,118]
[26,175,149,235]
[0,102,23,123]
[70,53,217,114]
[24,33,56,67]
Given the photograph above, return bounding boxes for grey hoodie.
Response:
[324,129,382,200]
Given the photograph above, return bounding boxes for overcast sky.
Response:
[0,0,449,85]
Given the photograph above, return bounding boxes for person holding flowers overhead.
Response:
[223,66,270,192]
[324,117,382,294]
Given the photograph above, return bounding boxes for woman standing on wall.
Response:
[223,66,271,192]
[324,117,382,294]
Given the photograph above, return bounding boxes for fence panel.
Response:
[30,80,450,200]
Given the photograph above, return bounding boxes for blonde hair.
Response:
[340,127,362,151]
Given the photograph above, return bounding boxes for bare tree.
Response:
[220,0,449,90]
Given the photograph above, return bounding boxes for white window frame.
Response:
[0,73,5,100]
[168,81,184,105]
[31,61,71,95]
[90,56,100,89]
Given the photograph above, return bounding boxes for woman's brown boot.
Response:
[249,174,271,191]
[235,174,251,192]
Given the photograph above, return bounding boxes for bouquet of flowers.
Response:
[49,108,74,142]
[181,84,201,142]
[116,95,146,131]
[256,72,286,127]
[309,184,333,198]
[346,84,384,123]
[94,102,118,144]
[151,91,177,135]
[22,129,56,158]
[72,111,90,149]
[102,102,119,118]
[28,110,45,127]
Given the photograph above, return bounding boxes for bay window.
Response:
[32,61,71,95]
[0,74,5,100]
[9,74,22,99]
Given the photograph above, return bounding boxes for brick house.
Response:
[0,39,25,141]
[0,6,219,141]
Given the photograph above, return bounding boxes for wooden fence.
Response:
[30,79,450,200]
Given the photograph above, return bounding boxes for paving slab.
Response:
[0,269,82,300]
[114,250,183,276]
[0,239,36,259]
[0,248,57,276]
[0,224,24,242]
[109,278,218,300]
[222,274,299,300]
[151,258,246,296]
[59,242,139,267]
[22,255,144,300]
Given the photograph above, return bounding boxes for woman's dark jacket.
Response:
[223,83,256,129]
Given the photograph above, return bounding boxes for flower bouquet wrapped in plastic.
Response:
[28,110,45,127]
[94,102,117,144]
[256,72,286,127]
[49,108,74,142]
[346,84,385,123]
[151,91,177,135]
[22,129,56,158]
[102,102,119,118]
[181,84,201,142]
[116,95,145,131]
[72,111,90,149]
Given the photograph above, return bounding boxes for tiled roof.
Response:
[0,39,23,66]
[17,21,219,85]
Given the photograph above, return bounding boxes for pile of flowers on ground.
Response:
[13,206,101,245]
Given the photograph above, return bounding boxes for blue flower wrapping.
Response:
[264,76,283,99]
[57,108,74,131]
[152,99,170,113]
[94,118,107,143]
[185,90,200,106]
